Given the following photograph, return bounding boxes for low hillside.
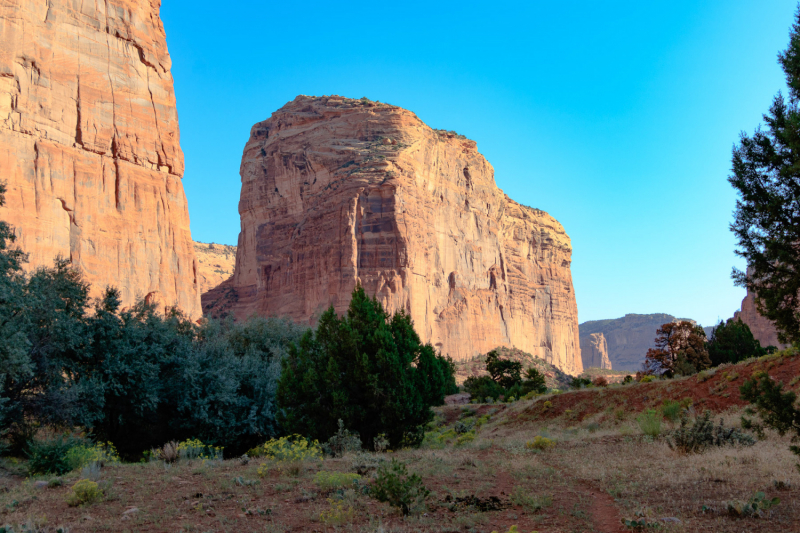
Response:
[193,241,237,295]
[453,346,574,389]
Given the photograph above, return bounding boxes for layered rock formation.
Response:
[0,0,200,316]
[193,241,236,295]
[214,95,582,373]
[580,332,611,369]
[734,289,788,350]
[579,313,695,371]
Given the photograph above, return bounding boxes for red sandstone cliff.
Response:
[734,289,788,350]
[580,332,612,370]
[206,95,582,373]
[0,0,200,316]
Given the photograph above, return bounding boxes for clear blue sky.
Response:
[162,0,798,327]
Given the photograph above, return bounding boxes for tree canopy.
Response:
[707,318,769,367]
[644,321,711,377]
[276,285,457,449]
[730,6,800,344]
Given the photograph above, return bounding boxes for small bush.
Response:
[371,459,429,516]
[456,430,476,445]
[65,479,103,506]
[251,434,322,462]
[319,498,356,525]
[636,410,661,437]
[592,376,609,387]
[667,411,755,454]
[525,436,555,451]
[622,375,634,384]
[314,471,361,491]
[661,400,683,422]
[322,419,362,457]
[66,442,120,469]
[152,441,179,463]
[570,377,592,389]
[727,491,780,517]
[350,451,384,475]
[177,438,223,460]
[373,433,389,452]
[27,435,90,475]
[639,375,656,383]
[454,420,475,434]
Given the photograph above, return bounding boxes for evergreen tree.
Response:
[707,318,767,366]
[730,6,800,343]
[276,285,456,449]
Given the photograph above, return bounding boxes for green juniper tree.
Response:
[276,285,457,449]
[730,5,800,344]
[707,318,769,366]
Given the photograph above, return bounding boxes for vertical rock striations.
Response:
[0,0,200,316]
[220,95,582,373]
[580,332,611,370]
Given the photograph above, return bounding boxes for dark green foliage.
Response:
[667,411,755,454]
[729,7,800,344]
[571,377,592,389]
[463,358,546,401]
[741,373,800,469]
[707,318,766,366]
[26,435,89,475]
[486,350,522,389]
[463,375,504,401]
[371,458,430,515]
[622,375,634,384]
[276,285,456,449]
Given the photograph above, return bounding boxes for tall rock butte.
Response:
[207,95,582,373]
[734,289,788,350]
[0,0,200,316]
[580,332,612,370]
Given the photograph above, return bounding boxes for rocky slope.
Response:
[208,95,582,373]
[193,241,236,295]
[580,332,612,369]
[0,0,200,316]
[579,313,694,371]
[734,289,788,350]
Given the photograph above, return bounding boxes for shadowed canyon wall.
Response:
[0,0,200,316]
[205,95,582,373]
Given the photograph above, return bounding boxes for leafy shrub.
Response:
[592,376,609,387]
[463,375,503,402]
[525,436,555,451]
[371,459,429,516]
[727,491,780,517]
[454,420,475,434]
[639,375,656,383]
[456,430,476,445]
[319,498,356,525]
[622,375,634,384]
[543,401,552,410]
[251,434,322,462]
[570,377,592,389]
[314,471,361,491]
[65,479,103,506]
[65,441,120,469]
[740,373,800,470]
[27,435,89,475]
[661,401,682,422]
[667,411,755,453]
[636,410,661,437]
[373,433,389,452]
[177,438,223,460]
[322,419,362,457]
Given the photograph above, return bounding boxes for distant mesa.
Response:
[203,95,583,373]
[579,313,698,372]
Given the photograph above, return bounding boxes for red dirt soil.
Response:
[514,352,800,424]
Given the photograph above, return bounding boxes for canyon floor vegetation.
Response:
[3,349,800,532]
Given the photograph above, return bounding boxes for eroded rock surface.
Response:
[213,95,582,373]
[734,289,788,350]
[193,241,236,295]
[0,0,200,316]
[580,332,611,370]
